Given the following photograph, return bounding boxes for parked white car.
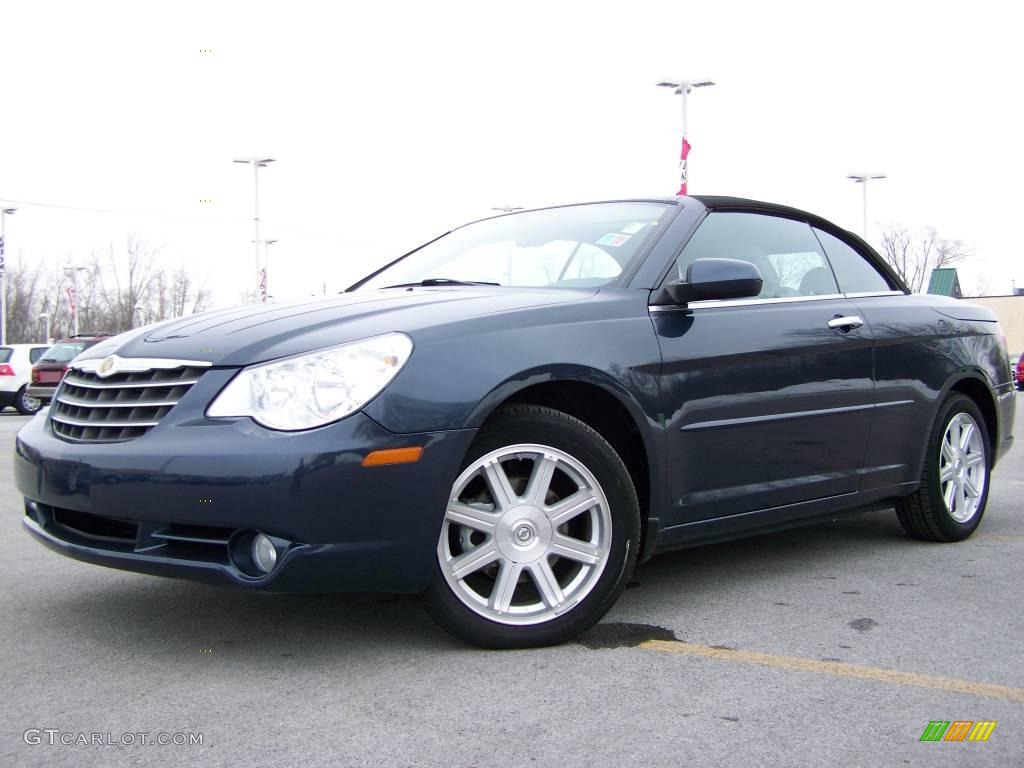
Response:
[0,343,51,414]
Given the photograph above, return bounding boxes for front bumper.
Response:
[15,377,476,593]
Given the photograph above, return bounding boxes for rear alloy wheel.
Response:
[896,393,990,542]
[15,386,43,416]
[427,405,639,648]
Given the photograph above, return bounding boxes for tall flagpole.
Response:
[656,79,715,195]
[678,88,690,195]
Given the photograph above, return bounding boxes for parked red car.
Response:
[27,333,112,405]
[1016,355,1024,391]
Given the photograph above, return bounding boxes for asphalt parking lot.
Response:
[2,400,1021,768]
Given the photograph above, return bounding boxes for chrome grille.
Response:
[50,359,210,443]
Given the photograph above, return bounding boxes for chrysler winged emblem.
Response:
[97,356,118,378]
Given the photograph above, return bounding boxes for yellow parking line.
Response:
[979,534,1024,542]
[639,640,1024,703]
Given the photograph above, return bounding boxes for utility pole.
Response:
[656,79,715,195]
[847,173,887,240]
[63,265,89,336]
[233,157,275,302]
[1,207,16,345]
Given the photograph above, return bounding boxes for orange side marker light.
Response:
[362,447,424,467]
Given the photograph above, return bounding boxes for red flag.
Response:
[66,286,77,313]
[677,137,692,196]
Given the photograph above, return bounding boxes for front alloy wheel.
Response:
[427,405,640,648]
[438,443,612,625]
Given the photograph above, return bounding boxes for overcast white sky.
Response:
[2,0,1021,306]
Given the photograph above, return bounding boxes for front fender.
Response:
[362,290,663,435]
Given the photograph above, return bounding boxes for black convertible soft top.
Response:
[692,195,826,222]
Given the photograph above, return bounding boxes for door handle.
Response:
[827,315,864,332]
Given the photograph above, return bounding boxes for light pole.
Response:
[1,207,16,345]
[847,173,887,240]
[262,239,278,302]
[233,157,275,302]
[656,79,715,195]
[63,265,89,336]
[37,312,50,344]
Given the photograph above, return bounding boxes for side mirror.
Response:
[653,258,764,306]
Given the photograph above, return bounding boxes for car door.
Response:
[652,211,875,526]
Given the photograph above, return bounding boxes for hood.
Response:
[80,287,595,367]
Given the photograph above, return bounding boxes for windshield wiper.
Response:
[381,278,501,289]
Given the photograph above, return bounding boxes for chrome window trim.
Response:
[843,290,904,298]
[72,356,213,374]
[647,289,908,312]
[649,293,846,312]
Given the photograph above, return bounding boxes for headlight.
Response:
[207,333,413,431]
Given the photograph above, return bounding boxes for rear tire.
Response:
[15,386,42,416]
[896,393,990,542]
[426,404,640,648]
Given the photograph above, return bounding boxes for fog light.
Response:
[251,533,278,574]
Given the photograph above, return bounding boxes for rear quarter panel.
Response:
[853,294,1014,490]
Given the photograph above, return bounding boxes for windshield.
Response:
[353,202,671,291]
[40,342,89,363]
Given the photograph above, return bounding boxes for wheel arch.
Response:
[466,368,663,561]
[943,373,999,460]
[900,371,1001,491]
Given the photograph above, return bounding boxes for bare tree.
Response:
[101,236,162,332]
[971,273,991,297]
[3,255,46,342]
[75,257,105,334]
[238,288,259,305]
[167,268,211,317]
[2,235,214,343]
[878,225,970,293]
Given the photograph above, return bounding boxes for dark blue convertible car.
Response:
[14,196,1016,647]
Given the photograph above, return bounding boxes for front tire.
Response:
[426,405,640,648]
[896,393,990,542]
[15,386,42,416]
